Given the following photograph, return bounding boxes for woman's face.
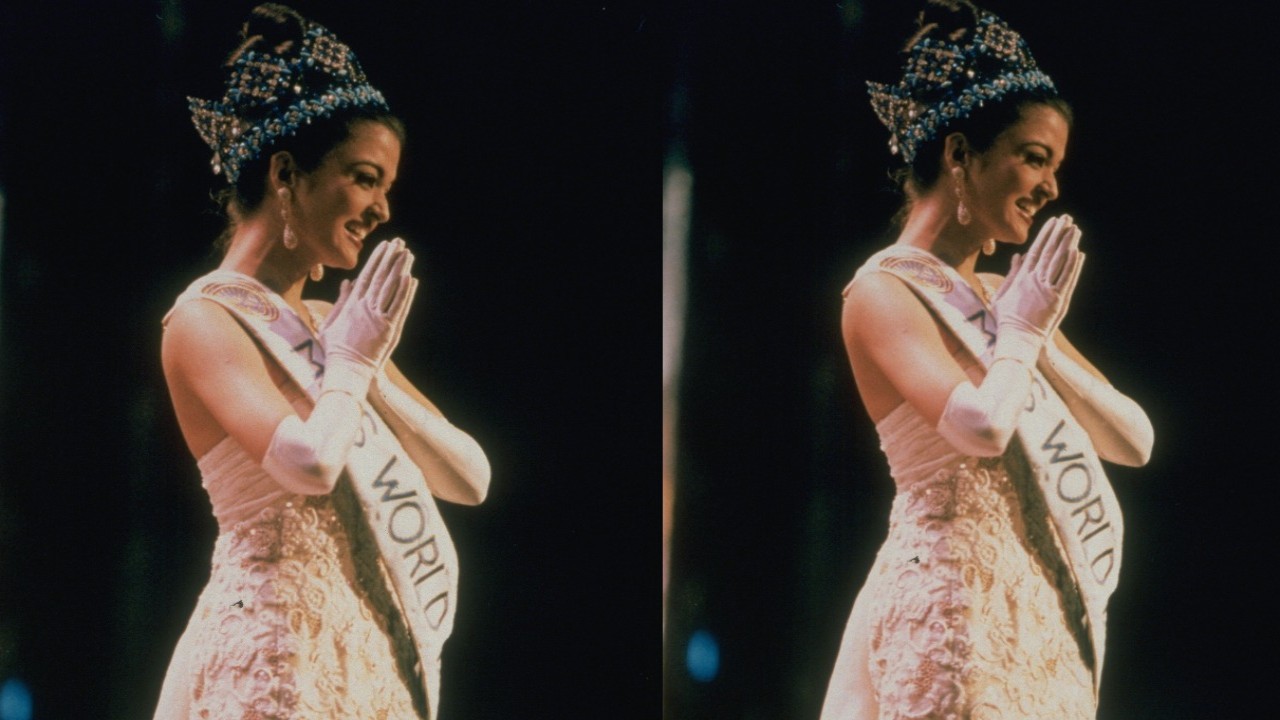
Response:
[966,104,1069,244]
[292,120,402,269]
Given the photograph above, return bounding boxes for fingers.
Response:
[383,277,418,364]
[1007,251,1024,282]
[1036,215,1069,266]
[1052,224,1082,288]
[374,246,412,314]
[338,238,418,341]
[1058,251,1085,322]
[1023,215,1060,269]
[351,238,411,315]
[389,277,418,345]
[319,279,353,333]
[992,214,1086,340]
[992,251,1023,304]
[353,239,393,297]
[1028,214,1076,285]
[1041,222,1075,285]
[328,279,352,322]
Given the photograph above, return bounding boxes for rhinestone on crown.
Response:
[867,9,1055,164]
[189,18,389,183]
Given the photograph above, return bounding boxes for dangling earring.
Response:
[982,238,996,256]
[310,264,324,282]
[278,187,298,250]
[951,166,971,226]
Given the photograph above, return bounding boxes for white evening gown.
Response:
[153,387,424,720]
[820,401,1095,720]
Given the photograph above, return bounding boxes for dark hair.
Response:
[211,4,406,250]
[888,2,1072,221]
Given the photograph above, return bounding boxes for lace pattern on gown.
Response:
[161,437,425,720]
[828,403,1095,720]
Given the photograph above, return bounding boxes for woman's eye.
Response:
[356,173,378,187]
[1026,153,1047,167]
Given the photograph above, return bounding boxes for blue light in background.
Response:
[0,678,32,720]
[685,628,720,682]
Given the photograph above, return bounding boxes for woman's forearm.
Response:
[1040,344,1153,467]
[369,374,491,505]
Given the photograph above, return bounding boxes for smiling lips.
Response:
[1015,199,1037,223]
[345,222,369,246]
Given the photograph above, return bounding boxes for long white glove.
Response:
[369,374,492,505]
[936,216,1083,457]
[261,239,418,495]
[1040,342,1154,467]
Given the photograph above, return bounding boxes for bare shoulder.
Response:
[842,271,934,338]
[162,298,258,377]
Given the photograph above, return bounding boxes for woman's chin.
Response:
[1004,224,1032,245]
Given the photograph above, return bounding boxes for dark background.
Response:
[665,1,1280,718]
[0,1,654,718]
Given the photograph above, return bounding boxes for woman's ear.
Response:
[268,151,298,193]
[942,132,971,172]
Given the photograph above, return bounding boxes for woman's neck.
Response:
[896,193,987,279]
[220,214,313,315]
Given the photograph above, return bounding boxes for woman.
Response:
[153,5,489,719]
[821,2,1153,718]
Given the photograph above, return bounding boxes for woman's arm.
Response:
[163,299,362,495]
[979,264,1154,468]
[163,240,414,495]
[844,273,1033,457]
[370,362,491,505]
[1040,331,1154,467]
[847,218,1081,457]
[304,304,491,506]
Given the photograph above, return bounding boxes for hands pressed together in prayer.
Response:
[320,238,419,400]
[992,214,1084,368]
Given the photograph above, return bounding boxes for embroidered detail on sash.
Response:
[202,279,280,321]
[880,254,954,292]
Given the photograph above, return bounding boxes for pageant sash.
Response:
[848,245,1123,696]
[169,269,457,720]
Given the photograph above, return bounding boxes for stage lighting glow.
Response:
[685,628,719,682]
[0,678,32,720]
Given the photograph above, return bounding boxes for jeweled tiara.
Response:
[189,15,389,183]
[867,8,1056,163]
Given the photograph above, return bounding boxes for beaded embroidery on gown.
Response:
[153,412,425,720]
[820,401,1094,720]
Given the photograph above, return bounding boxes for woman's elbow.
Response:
[262,454,343,495]
[1110,418,1154,468]
[1090,401,1155,468]
[308,458,346,493]
[937,419,1012,458]
[1112,446,1151,468]
[455,456,491,505]
[936,391,1016,457]
[968,423,1015,457]
[1132,414,1155,467]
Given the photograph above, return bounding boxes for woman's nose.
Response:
[1041,172,1059,202]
